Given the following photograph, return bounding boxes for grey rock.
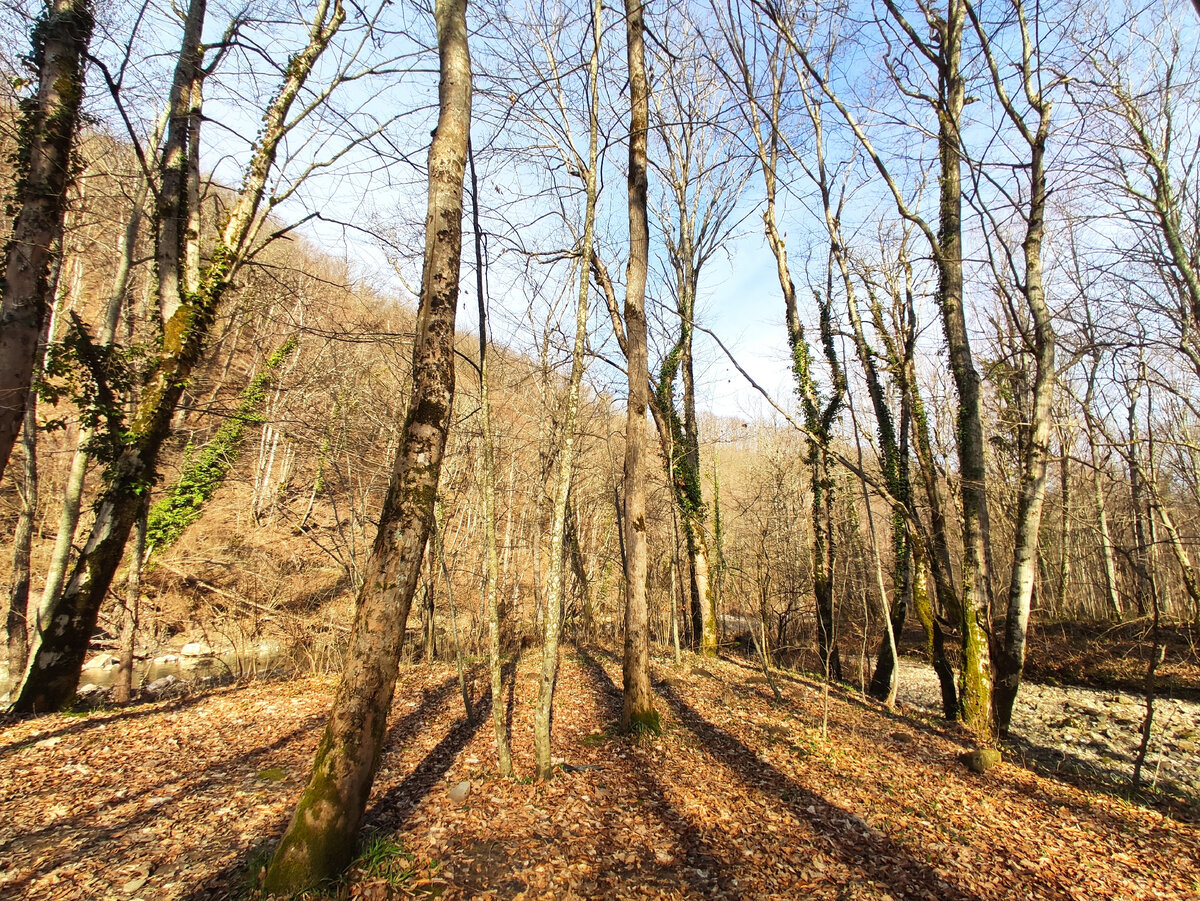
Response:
[448,780,471,803]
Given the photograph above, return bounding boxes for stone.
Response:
[154,654,181,665]
[77,683,106,698]
[84,653,119,669]
[145,675,181,696]
[180,642,213,658]
[448,780,471,803]
[959,748,1002,774]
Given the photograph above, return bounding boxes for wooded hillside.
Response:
[1,0,1199,897]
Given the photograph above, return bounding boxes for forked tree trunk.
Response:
[0,0,93,486]
[620,0,655,732]
[261,0,469,890]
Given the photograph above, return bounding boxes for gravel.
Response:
[895,659,1200,798]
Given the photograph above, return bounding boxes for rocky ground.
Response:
[895,659,1200,800]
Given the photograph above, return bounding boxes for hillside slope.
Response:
[0,650,1196,900]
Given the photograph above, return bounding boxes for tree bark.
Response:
[0,0,93,486]
[620,0,655,733]
[261,0,469,889]
[6,396,38,675]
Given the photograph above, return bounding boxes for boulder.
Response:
[180,642,214,658]
[959,748,1002,774]
[144,675,182,697]
[153,654,181,665]
[84,653,119,669]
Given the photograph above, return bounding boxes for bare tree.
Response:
[621,0,656,732]
[262,0,470,889]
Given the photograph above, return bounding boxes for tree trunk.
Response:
[620,0,655,733]
[113,501,147,704]
[0,0,93,485]
[6,396,38,676]
[469,140,513,778]
[261,0,468,889]
[933,0,994,738]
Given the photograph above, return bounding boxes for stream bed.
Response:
[895,658,1200,799]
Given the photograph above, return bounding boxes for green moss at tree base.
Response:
[626,708,662,736]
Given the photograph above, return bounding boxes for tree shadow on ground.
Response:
[573,644,981,901]
[1002,731,1199,823]
[0,689,213,758]
[177,674,463,900]
[2,709,328,899]
[363,653,523,833]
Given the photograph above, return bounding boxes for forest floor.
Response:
[1,646,1198,901]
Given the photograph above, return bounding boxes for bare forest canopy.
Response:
[2,0,1200,896]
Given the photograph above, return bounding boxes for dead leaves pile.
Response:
[1,647,1197,900]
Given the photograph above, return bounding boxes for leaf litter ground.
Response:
[1,646,1196,900]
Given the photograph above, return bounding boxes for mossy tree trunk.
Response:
[261,0,470,890]
[925,0,995,738]
[620,0,655,733]
[10,0,345,715]
[0,0,93,486]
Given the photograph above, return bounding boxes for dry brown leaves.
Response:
[1,647,1196,900]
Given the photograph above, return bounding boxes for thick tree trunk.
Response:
[620,0,655,733]
[0,0,93,486]
[261,0,468,890]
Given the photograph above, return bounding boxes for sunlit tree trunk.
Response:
[0,0,93,485]
[620,0,655,732]
[261,0,468,889]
